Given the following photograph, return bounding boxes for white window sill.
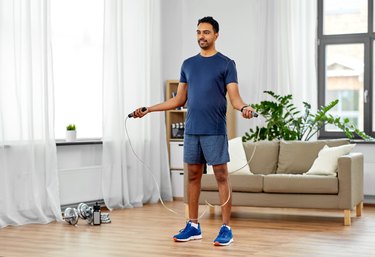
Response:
[56,138,102,146]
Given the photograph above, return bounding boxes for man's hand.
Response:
[131,107,149,118]
[241,106,255,119]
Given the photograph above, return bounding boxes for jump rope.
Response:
[125,107,260,221]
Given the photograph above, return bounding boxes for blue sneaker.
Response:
[173,221,202,242]
[213,225,233,246]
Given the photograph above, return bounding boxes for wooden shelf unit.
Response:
[165,80,186,154]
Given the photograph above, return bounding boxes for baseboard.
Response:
[61,199,104,211]
[364,195,375,205]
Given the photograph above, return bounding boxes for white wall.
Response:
[57,144,103,206]
[160,0,184,81]
[353,144,375,203]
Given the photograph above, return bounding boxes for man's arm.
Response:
[132,83,188,118]
[226,82,254,119]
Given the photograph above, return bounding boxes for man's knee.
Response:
[187,164,204,183]
[213,164,228,184]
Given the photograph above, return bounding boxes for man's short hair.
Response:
[197,16,219,33]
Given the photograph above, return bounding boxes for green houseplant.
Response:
[66,124,77,142]
[243,91,374,142]
[66,124,76,131]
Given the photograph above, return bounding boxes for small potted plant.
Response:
[66,124,76,142]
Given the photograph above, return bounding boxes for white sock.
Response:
[223,224,231,230]
[190,222,199,229]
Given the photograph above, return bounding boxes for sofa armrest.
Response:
[337,152,364,209]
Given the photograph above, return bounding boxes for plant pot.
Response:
[66,130,77,142]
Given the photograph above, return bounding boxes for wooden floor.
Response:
[1,200,375,257]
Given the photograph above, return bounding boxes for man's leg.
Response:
[212,163,233,246]
[187,163,204,223]
[173,133,204,242]
[212,163,231,225]
[172,164,204,242]
[199,135,233,246]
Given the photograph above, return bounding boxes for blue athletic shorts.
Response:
[183,134,230,165]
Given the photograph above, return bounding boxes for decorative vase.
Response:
[66,130,77,142]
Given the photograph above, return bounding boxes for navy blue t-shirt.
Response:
[180,52,238,135]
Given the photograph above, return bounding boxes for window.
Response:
[51,0,103,139]
[318,0,374,138]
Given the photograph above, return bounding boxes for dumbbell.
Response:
[100,213,111,224]
[77,203,94,224]
[64,203,107,225]
[63,207,79,225]
[63,204,92,225]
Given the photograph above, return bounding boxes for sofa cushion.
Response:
[276,139,349,174]
[243,140,279,174]
[263,174,338,194]
[306,144,356,176]
[207,137,252,175]
[200,174,263,192]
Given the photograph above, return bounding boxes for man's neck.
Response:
[200,48,218,57]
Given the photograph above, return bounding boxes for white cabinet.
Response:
[171,170,184,197]
[169,142,184,197]
[170,141,184,169]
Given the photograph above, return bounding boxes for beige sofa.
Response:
[183,139,364,225]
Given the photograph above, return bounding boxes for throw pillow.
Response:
[276,139,349,174]
[243,140,279,174]
[207,137,252,175]
[305,144,356,176]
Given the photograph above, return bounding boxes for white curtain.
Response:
[0,0,62,228]
[248,0,317,114]
[102,0,172,209]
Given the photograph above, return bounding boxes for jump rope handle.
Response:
[241,105,258,118]
[128,107,148,118]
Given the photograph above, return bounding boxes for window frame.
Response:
[317,0,375,139]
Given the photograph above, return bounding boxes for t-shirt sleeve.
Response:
[180,61,187,83]
[225,60,238,85]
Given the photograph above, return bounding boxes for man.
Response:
[132,16,254,246]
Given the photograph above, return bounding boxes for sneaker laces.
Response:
[218,226,229,238]
[179,221,191,232]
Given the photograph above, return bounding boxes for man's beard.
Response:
[198,40,209,49]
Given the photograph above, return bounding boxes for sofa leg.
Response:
[344,210,351,226]
[356,201,363,217]
[184,204,189,219]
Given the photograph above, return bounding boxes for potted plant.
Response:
[66,124,77,142]
[243,91,374,142]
